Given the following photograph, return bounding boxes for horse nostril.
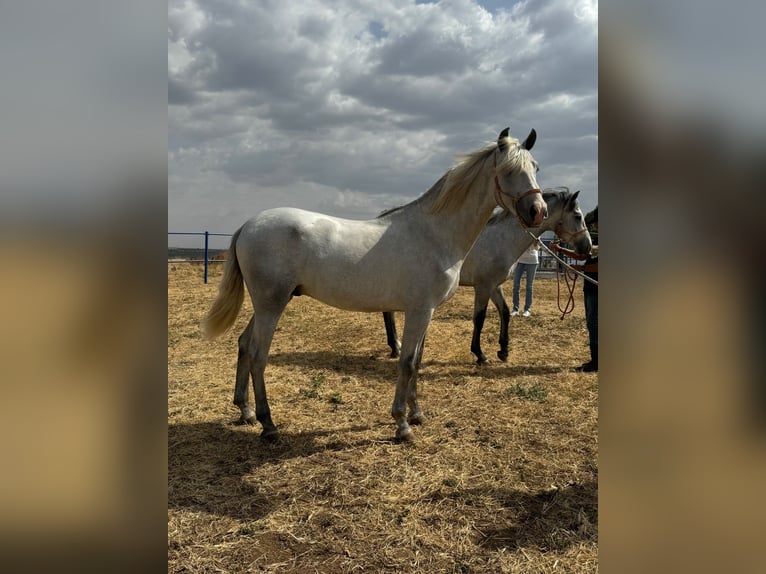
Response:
[529,204,545,225]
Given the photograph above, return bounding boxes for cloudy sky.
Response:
[169,0,597,247]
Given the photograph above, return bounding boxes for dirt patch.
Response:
[169,263,597,572]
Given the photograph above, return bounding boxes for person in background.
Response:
[511,243,540,317]
[551,206,598,372]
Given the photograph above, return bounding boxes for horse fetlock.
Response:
[238,406,257,425]
[408,410,425,425]
[471,343,487,364]
[256,408,278,434]
[393,409,414,441]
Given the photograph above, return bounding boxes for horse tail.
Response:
[202,226,245,340]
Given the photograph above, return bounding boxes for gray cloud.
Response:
[169,0,598,243]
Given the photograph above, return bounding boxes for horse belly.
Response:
[300,265,405,312]
[300,249,457,312]
[310,261,459,312]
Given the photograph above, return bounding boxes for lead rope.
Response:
[528,231,598,286]
[556,264,578,320]
[525,230,598,319]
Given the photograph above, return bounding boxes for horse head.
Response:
[494,127,547,227]
[548,189,592,256]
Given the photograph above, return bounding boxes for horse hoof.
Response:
[389,350,400,359]
[261,429,279,442]
[237,415,257,426]
[497,352,508,362]
[396,426,414,442]
[260,427,280,441]
[476,357,489,366]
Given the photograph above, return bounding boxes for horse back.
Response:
[235,207,458,312]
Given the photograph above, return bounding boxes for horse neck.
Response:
[497,205,560,262]
[420,169,498,258]
[502,219,539,261]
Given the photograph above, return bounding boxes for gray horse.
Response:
[202,128,545,442]
[382,188,592,364]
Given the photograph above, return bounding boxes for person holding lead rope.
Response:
[550,206,598,372]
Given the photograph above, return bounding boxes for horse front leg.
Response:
[490,285,511,362]
[382,311,400,358]
[392,309,433,441]
[406,332,427,426]
[470,288,493,365]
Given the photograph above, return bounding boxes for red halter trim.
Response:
[555,221,589,244]
[493,151,542,228]
[493,174,542,215]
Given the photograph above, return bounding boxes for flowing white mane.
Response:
[429,135,534,214]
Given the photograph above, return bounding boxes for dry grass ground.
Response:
[168,263,598,573]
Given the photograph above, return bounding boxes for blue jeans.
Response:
[512,263,538,312]
[584,283,598,365]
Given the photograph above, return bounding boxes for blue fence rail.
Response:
[168,231,232,283]
[170,232,570,284]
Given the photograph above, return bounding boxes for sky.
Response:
[169,0,598,248]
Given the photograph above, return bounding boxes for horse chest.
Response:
[441,276,460,303]
[434,264,462,304]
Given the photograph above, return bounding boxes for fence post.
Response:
[204,231,209,284]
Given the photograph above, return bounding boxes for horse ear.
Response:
[573,190,580,201]
[521,128,537,151]
[497,127,510,152]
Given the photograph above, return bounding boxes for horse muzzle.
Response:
[515,189,546,227]
[528,195,547,227]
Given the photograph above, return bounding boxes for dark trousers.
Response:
[584,285,598,365]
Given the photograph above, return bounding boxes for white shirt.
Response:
[518,244,539,264]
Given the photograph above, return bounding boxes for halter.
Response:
[555,221,589,244]
[493,154,542,228]
[523,229,598,322]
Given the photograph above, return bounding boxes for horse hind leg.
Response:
[490,285,511,362]
[383,312,401,358]
[234,317,256,424]
[470,288,493,365]
[248,303,288,440]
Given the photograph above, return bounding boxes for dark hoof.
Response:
[389,350,400,359]
[575,361,598,373]
[497,351,508,362]
[260,427,280,441]
[476,357,489,366]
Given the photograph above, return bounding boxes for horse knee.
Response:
[400,356,417,378]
